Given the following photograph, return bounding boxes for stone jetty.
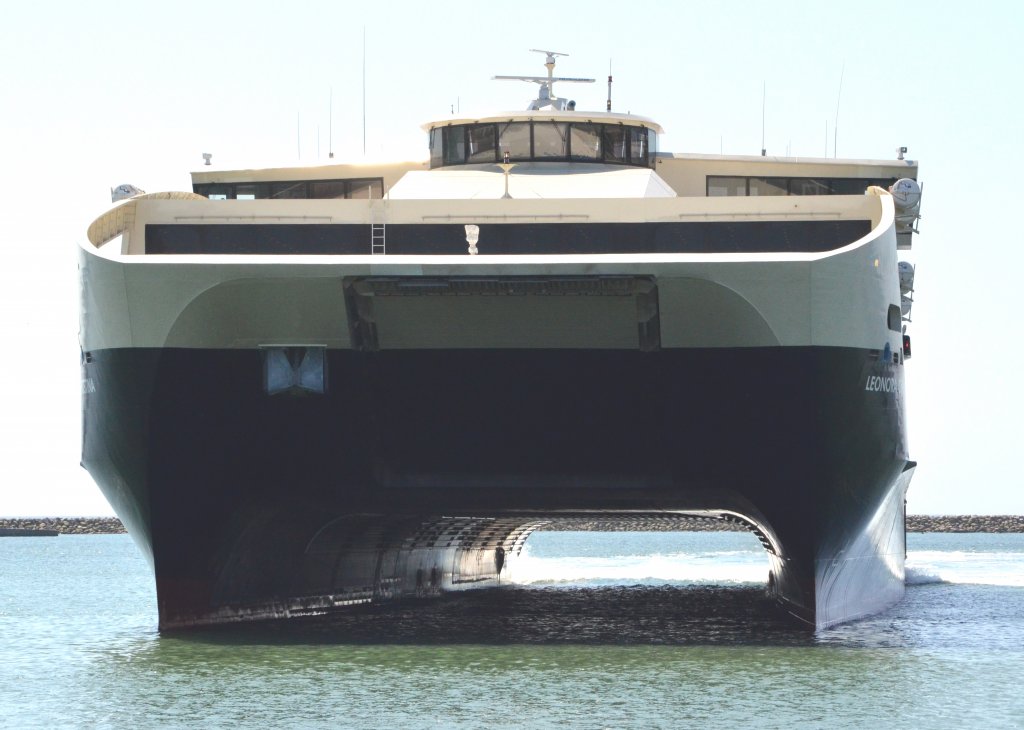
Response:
[905,514,1024,533]
[1,515,1022,535]
[0,517,126,535]
[539,515,1024,533]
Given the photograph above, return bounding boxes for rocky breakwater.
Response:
[906,515,1024,533]
[539,515,1024,533]
[2,515,1023,535]
[0,517,126,536]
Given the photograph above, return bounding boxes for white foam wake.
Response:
[502,547,1024,589]
[905,550,1024,587]
[904,567,944,585]
[504,546,769,587]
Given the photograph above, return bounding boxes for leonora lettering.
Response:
[864,375,899,393]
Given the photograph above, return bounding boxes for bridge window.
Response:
[570,123,602,161]
[444,125,467,165]
[429,127,444,168]
[632,127,651,165]
[430,120,656,168]
[534,122,569,158]
[604,126,629,163]
[467,123,498,163]
[498,122,532,161]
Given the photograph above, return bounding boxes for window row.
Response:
[706,175,901,197]
[429,121,657,168]
[193,178,384,200]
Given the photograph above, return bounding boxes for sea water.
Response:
[1,531,1022,728]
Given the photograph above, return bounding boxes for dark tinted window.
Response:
[791,178,831,195]
[200,184,231,200]
[429,128,443,168]
[707,176,747,196]
[467,124,497,163]
[888,304,902,332]
[309,181,348,199]
[428,121,658,168]
[749,177,788,196]
[604,126,629,163]
[570,123,601,161]
[348,179,382,199]
[443,126,466,165]
[703,176,908,198]
[498,122,532,160]
[234,183,268,200]
[271,182,307,199]
[534,122,569,158]
[630,127,649,165]
[194,178,383,200]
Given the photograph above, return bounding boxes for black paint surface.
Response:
[146,220,871,255]
[82,346,908,628]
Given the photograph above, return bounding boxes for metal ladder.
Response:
[371,222,385,255]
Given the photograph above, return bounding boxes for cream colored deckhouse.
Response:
[81,51,922,631]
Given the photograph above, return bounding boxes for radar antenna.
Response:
[493,49,595,111]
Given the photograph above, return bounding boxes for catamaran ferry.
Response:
[81,51,922,630]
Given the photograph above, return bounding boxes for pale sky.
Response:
[1,0,1021,516]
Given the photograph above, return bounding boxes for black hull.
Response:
[83,346,911,630]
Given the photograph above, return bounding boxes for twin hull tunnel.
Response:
[186,512,778,627]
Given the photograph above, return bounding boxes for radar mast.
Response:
[493,49,595,111]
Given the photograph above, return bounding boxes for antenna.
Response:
[834,62,844,158]
[362,26,366,156]
[329,86,334,159]
[607,59,612,112]
[761,81,766,157]
[297,111,301,159]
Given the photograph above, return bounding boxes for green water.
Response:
[2,534,1023,728]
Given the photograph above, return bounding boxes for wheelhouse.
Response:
[427,114,660,169]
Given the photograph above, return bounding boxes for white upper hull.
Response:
[80,191,900,358]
